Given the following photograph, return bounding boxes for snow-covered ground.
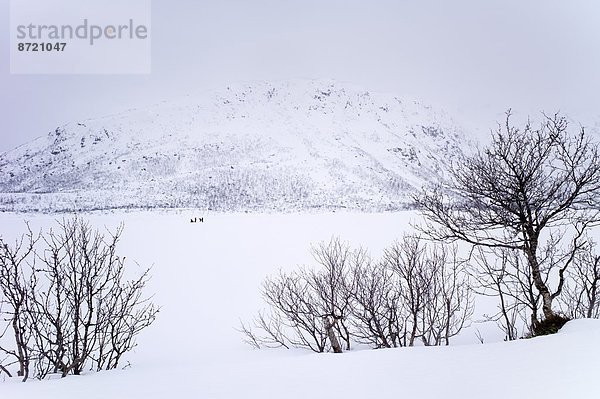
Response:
[1,210,598,398]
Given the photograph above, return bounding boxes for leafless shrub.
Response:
[306,240,355,352]
[383,236,473,347]
[242,236,473,351]
[0,225,38,381]
[0,217,158,381]
[241,238,355,353]
[382,237,428,347]
[347,258,403,348]
[260,269,329,352]
[421,245,474,346]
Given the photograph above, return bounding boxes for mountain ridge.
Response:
[0,80,471,213]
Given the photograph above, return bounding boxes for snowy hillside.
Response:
[0,80,470,212]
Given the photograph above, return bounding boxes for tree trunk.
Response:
[444,299,451,346]
[323,317,342,353]
[12,314,28,381]
[409,314,418,346]
[524,237,555,320]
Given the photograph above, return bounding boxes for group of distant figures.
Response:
[190,217,204,223]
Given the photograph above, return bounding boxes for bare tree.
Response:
[347,258,403,348]
[421,245,473,346]
[416,111,600,330]
[382,236,472,346]
[306,239,355,352]
[383,237,429,346]
[470,248,541,340]
[0,217,158,380]
[258,269,329,352]
[93,268,158,371]
[561,239,600,319]
[0,226,38,381]
[242,238,355,353]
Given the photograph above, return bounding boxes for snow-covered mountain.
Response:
[0,80,471,212]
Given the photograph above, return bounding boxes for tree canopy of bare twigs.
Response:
[415,111,600,328]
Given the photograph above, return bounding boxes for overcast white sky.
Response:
[1,0,600,153]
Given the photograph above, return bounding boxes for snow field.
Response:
[0,210,597,398]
